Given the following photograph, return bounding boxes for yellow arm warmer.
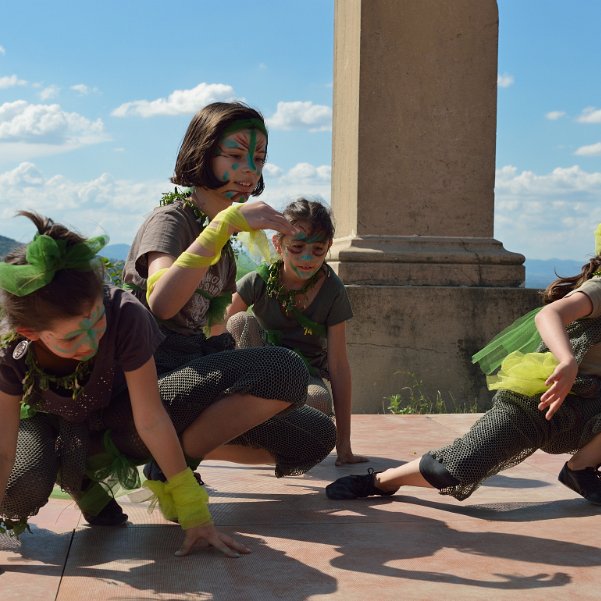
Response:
[143,467,212,529]
[173,204,251,270]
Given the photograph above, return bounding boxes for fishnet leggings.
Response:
[227,312,334,415]
[428,316,601,500]
[1,334,336,522]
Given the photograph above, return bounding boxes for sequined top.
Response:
[0,286,164,423]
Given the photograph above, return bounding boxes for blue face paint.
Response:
[246,129,258,172]
[231,163,239,171]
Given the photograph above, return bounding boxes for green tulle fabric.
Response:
[0,233,108,297]
[77,431,142,515]
[472,307,543,375]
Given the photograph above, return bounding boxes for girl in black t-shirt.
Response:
[0,210,304,557]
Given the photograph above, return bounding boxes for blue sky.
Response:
[1,0,600,261]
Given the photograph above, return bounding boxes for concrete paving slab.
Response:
[2,414,601,600]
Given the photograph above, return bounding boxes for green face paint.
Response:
[211,128,266,203]
[43,301,106,360]
[281,232,331,281]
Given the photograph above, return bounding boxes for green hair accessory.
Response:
[595,223,601,256]
[0,233,109,297]
[222,118,268,138]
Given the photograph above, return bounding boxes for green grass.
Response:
[384,372,479,414]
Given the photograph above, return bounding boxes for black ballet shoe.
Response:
[325,468,395,500]
[558,462,601,505]
[83,498,128,526]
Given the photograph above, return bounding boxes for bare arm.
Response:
[147,202,293,320]
[225,292,249,320]
[327,322,368,465]
[0,391,22,510]
[535,291,593,419]
[146,252,208,321]
[125,358,250,557]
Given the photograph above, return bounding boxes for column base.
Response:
[330,235,525,287]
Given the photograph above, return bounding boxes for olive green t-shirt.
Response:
[236,264,353,377]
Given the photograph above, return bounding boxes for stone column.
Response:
[331,0,540,412]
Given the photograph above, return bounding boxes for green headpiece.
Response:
[221,118,268,138]
[0,233,109,297]
[595,223,601,256]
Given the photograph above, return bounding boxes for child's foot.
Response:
[325,468,396,500]
[143,460,205,485]
[83,498,128,526]
[558,462,601,504]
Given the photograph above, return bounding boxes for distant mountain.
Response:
[101,244,131,261]
[525,258,583,289]
[0,235,22,258]
[0,234,587,291]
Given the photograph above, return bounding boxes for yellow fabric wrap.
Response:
[146,267,168,303]
[143,467,212,529]
[237,230,274,264]
[174,251,221,269]
[173,204,252,270]
[486,351,559,396]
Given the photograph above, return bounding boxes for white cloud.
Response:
[0,159,333,243]
[494,164,601,260]
[577,107,601,124]
[0,101,108,158]
[71,83,98,95]
[545,111,565,121]
[261,161,331,211]
[111,83,236,118]
[266,101,332,132]
[0,162,169,243]
[575,142,601,156]
[0,74,27,89]
[39,85,60,100]
[497,73,514,88]
[0,46,5,55]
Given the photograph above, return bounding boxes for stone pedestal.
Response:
[331,0,536,411]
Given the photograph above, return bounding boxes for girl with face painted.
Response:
[226,198,368,467]
[326,224,601,506]
[0,211,259,557]
[122,103,336,493]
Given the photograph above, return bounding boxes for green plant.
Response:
[101,257,125,288]
[384,372,478,414]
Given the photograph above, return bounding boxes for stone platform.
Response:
[2,414,601,600]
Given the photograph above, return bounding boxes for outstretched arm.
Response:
[327,322,368,465]
[535,291,593,419]
[125,358,250,557]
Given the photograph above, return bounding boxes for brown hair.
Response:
[171,101,267,195]
[0,211,104,331]
[542,256,601,304]
[274,198,335,246]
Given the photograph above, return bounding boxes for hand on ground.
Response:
[176,523,251,558]
[335,450,369,466]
